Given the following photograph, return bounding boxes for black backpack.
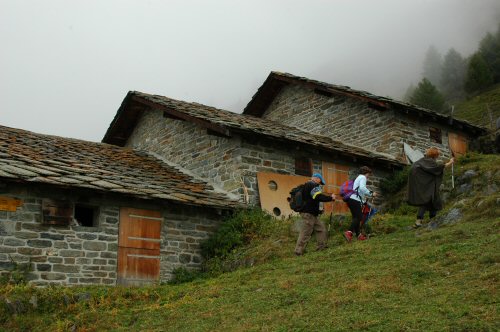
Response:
[288,184,305,212]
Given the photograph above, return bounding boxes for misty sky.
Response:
[2,0,500,142]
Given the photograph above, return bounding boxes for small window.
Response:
[74,204,98,227]
[429,127,442,144]
[295,158,312,176]
[268,180,278,191]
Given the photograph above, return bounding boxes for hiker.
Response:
[294,173,336,256]
[407,147,454,228]
[344,166,377,242]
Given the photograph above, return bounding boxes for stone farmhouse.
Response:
[0,71,486,286]
[102,91,403,216]
[244,72,484,161]
[0,125,241,286]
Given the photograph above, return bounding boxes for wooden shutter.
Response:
[448,133,468,156]
[429,127,442,144]
[117,207,162,286]
[41,199,73,225]
[295,158,313,176]
[0,197,22,212]
[322,162,350,214]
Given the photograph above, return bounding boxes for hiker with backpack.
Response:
[407,147,454,228]
[294,173,336,256]
[343,166,377,242]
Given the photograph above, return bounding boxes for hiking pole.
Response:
[451,151,455,189]
[328,212,333,232]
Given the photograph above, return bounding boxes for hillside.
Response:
[1,153,499,332]
[454,84,500,129]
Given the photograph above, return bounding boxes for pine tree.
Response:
[440,48,466,101]
[478,24,500,83]
[465,52,494,94]
[422,45,443,88]
[403,83,416,102]
[409,78,446,112]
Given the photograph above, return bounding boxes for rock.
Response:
[426,221,439,230]
[457,183,473,195]
[442,208,462,225]
[77,293,91,302]
[454,199,467,208]
[457,170,477,183]
[4,298,27,314]
[486,183,498,195]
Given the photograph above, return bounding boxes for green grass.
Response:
[1,153,499,332]
[454,83,500,129]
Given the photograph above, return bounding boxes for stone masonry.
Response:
[126,109,390,206]
[0,183,226,286]
[262,84,468,161]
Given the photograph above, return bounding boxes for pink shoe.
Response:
[343,231,353,242]
[357,234,368,241]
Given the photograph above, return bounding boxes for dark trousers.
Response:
[347,198,363,236]
[417,203,437,220]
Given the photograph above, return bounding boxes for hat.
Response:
[312,173,326,185]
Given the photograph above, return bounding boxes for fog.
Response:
[1,0,500,142]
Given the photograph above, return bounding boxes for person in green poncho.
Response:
[407,147,454,228]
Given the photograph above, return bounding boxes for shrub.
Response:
[167,267,204,285]
[379,166,411,195]
[200,208,275,260]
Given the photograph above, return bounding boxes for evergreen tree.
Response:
[465,52,494,94]
[422,45,443,88]
[403,83,416,102]
[478,25,500,83]
[409,78,446,112]
[440,48,466,101]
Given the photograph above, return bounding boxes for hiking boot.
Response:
[413,220,423,228]
[343,231,353,242]
[357,234,368,241]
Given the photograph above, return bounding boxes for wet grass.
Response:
[1,154,499,332]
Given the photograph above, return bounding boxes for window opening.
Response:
[295,158,312,176]
[429,127,442,144]
[74,204,98,227]
[268,180,278,191]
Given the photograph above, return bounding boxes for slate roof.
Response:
[243,71,487,135]
[0,125,242,210]
[103,91,404,168]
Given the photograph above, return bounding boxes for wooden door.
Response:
[322,162,350,214]
[448,133,468,156]
[117,207,162,286]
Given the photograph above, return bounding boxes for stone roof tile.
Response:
[130,91,402,167]
[0,125,242,210]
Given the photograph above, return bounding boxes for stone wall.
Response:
[126,109,305,205]
[160,205,223,280]
[0,183,225,286]
[127,109,243,197]
[262,84,469,160]
[125,108,393,206]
